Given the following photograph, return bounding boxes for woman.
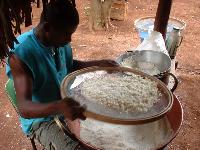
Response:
[6,0,116,149]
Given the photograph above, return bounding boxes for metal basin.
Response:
[134,16,186,42]
[116,50,171,74]
[116,50,178,92]
[65,95,183,150]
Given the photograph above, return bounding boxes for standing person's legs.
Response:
[29,120,81,150]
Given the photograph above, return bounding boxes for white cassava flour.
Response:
[80,74,159,112]
[80,118,173,150]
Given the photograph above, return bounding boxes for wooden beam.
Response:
[154,0,172,40]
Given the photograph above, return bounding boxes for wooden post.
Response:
[37,0,40,8]
[154,0,172,40]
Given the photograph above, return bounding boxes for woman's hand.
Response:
[72,59,119,71]
[97,59,119,67]
[58,97,86,121]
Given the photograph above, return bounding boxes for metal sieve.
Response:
[60,66,174,124]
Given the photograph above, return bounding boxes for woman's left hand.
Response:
[72,59,119,71]
[96,59,119,67]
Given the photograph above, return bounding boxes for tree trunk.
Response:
[89,0,113,31]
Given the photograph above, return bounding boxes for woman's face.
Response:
[46,24,77,47]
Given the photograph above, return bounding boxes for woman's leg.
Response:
[29,120,81,150]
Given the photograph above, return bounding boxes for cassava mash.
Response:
[121,57,160,76]
[80,74,159,112]
[80,118,173,150]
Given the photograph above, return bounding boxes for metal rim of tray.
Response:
[60,66,174,125]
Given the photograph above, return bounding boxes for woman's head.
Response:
[40,0,79,47]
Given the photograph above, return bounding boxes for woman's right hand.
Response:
[58,97,86,121]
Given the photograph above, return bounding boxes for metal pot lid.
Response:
[60,66,174,125]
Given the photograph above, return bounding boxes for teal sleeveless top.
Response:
[6,29,73,135]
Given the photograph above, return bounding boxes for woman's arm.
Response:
[72,59,118,71]
[9,54,85,120]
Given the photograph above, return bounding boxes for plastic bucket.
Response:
[134,16,186,42]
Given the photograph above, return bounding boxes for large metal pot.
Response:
[116,50,178,92]
[134,16,186,42]
[58,94,183,150]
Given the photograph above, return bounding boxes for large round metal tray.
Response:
[60,66,174,124]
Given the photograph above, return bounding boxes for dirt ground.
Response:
[0,0,200,149]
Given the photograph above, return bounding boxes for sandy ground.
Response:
[0,0,200,149]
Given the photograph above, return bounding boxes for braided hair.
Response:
[40,0,79,29]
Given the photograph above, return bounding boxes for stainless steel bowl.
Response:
[116,50,178,92]
[116,50,171,73]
